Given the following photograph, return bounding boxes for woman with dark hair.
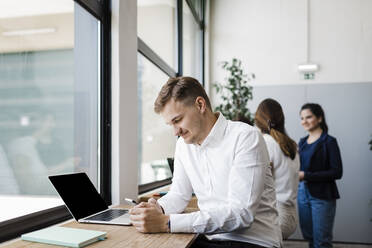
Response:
[298,103,343,248]
[254,98,300,239]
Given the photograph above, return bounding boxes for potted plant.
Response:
[213,58,255,124]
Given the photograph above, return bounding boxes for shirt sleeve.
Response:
[158,139,193,215]
[169,130,269,233]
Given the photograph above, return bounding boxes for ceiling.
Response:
[0,0,74,53]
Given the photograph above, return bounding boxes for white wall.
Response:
[208,0,372,243]
[209,0,372,93]
[249,82,372,243]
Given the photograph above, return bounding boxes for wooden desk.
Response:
[2,204,198,248]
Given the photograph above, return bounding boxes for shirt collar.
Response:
[197,112,228,148]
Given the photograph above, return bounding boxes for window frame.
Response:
[0,0,111,242]
[138,0,206,194]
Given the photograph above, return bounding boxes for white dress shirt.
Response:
[262,134,300,238]
[158,114,282,248]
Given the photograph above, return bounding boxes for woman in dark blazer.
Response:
[298,103,342,248]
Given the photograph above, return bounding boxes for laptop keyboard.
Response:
[85,209,128,221]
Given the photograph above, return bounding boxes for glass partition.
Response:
[0,0,99,222]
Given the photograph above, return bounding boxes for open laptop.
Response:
[49,172,131,225]
[167,157,174,176]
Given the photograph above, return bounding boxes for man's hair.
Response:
[154,76,211,113]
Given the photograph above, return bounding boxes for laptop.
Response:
[167,157,174,175]
[49,172,131,225]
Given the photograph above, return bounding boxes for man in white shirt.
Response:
[129,77,282,248]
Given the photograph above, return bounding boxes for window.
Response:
[137,0,205,193]
[138,53,177,185]
[138,0,177,70]
[0,0,110,242]
[183,0,203,81]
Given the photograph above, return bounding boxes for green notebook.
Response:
[21,226,107,248]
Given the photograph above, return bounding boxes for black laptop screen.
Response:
[49,173,108,220]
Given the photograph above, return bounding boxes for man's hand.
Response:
[129,198,169,233]
[148,197,164,213]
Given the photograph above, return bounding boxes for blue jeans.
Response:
[297,182,336,248]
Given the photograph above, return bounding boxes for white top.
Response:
[0,144,20,194]
[158,114,282,248]
[7,136,51,194]
[263,134,300,207]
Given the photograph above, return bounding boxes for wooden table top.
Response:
[2,203,198,248]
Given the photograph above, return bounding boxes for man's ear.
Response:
[195,96,206,113]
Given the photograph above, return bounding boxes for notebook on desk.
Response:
[49,172,131,225]
[21,226,106,248]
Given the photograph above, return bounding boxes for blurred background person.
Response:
[253,98,300,239]
[0,144,20,194]
[7,112,81,195]
[298,103,343,248]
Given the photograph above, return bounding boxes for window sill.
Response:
[138,178,172,195]
[0,205,71,243]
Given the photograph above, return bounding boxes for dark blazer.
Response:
[298,132,343,199]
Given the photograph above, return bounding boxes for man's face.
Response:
[160,98,204,144]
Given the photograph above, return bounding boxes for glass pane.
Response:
[188,0,203,22]
[138,0,177,70]
[0,1,99,222]
[183,1,202,81]
[138,53,176,185]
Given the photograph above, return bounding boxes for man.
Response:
[129,77,282,248]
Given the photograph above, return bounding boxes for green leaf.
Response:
[214,58,254,121]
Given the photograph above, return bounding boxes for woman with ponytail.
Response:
[254,98,300,239]
[298,103,342,248]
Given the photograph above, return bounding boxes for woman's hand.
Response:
[299,171,305,181]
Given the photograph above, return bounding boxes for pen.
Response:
[124,198,138,205]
